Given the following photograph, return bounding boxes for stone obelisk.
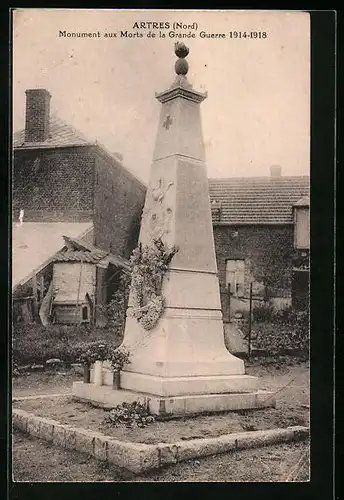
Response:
[119,44,274,415]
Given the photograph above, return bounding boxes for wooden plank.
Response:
[54,262,94,300]
[74,260,83,325]
[55,305,78,324]
[13,296,34,301]
[227,283,231,322]
[32,275,38,319]
[248,282,253,358]
[21,301,32,323]
[39,275,45,304]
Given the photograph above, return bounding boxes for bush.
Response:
[273,307,309,330]
[77,341,111,365]
[12,324,122,366]
[252,301,274,323]
[97,271,131,332]
[244,302,309,357]
[251,311,309,357]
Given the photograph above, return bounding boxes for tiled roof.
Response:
[57,235,130,269]
[13,114,92,149]
[54,248,130,269]
[12,222,93,289]
[208,176,310,225]
[13,111,147,189]
[54,249,108,264]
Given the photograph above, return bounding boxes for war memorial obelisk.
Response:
[73,44,275,415]
[118,44,275,415]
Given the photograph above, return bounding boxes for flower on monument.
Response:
[109,345,131,372]
[130,238,178,331]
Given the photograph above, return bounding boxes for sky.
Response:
[12,9,310,183]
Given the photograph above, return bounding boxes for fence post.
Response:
[32,274,38,321]
[227,283,231,322]
[248,281,253,357]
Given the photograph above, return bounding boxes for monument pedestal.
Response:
[119,372,258,396]
[73,44,277,417]
[73,362,276,416]
[73,378,276,417]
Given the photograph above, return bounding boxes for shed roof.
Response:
[55,236,130,270]
[12,222,93,289]
[54,249,108,264]
[208,176,310,225]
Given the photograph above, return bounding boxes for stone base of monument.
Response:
[119,372,259,396]
[72,367,276,417]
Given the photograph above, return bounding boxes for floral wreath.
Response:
[130,238,178,331]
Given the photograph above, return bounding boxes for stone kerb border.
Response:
[13,408,309,474]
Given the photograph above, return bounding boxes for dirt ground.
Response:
[12,429,309,482]
[12,356,309,402]
[13,357,309,444]
[12,369,83,397]
[245,357,309,409]
[13,395,309,444]
[12,357,310,482]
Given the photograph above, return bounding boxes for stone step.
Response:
[72,381,276,417]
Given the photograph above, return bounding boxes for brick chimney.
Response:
[270,165,282,178]
[24,89,51,142]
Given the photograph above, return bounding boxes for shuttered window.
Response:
[294,207,310,249]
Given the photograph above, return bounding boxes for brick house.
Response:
[12,89,309,325]
[208,167,310,320]
[12,88,146,324]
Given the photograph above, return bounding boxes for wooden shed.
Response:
[51,236,130,325]
[52,259,96,325]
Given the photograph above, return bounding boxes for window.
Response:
[225,259,245,297]
[294,207,310,249]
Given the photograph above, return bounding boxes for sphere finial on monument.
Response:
[175,42,189,58]
[174,42,189,76]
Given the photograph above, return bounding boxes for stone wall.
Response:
[93,147,146,258]
[13,144,147,258]
[12,146,94,221]
[213,224,294,320]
